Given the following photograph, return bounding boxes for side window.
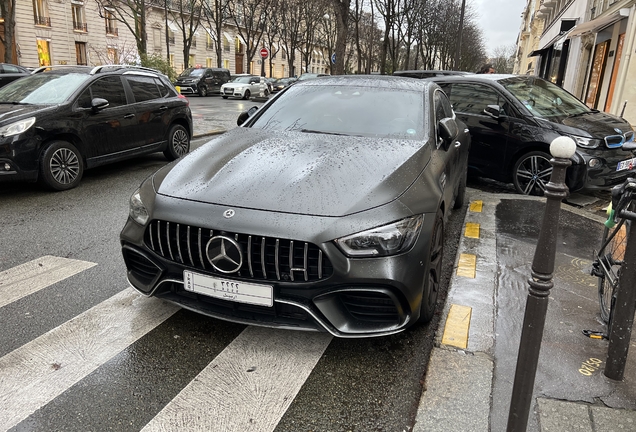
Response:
[447,83,499,115]
[76,88,92,108]
[89,76,127,108]
[434,90,453,122]
[154,78,174,98]
[3,65,21,73]
[127,75,161,103]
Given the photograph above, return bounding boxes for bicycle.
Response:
[589,177,636,337]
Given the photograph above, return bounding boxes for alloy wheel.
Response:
[514,152,552,195]
[49,147,81,185]
[172,129,189,157]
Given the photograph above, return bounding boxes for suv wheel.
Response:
[513,151,552,196]
[163,124,190,160]
[198,86,207,97]
[39,141,84,191]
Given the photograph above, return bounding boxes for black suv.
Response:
[0,65,192,191]
[431,74,636,195]
[174,67,231,96]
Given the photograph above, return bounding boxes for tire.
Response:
[198,86,207,97]
[264,89,270,96]
[38,141,84,191]
[418,209,444,324]
[163,124,190,161]
[243,90,251,100]
[453,169,467,209]
[512,151,552,196]
[598,221,629,324]
[222,96,228,99]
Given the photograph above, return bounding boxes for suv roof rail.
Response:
[31,65,91,74]
[89,64,161,75]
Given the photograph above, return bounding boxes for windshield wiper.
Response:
[300,128,353,136]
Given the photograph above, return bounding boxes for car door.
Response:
[440,82,511,179]
[76,76,139,164]
[433,89,462,205]
[249,76,261,95]
[125,74,171,148]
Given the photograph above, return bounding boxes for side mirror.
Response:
[237,106,259,126]
[438,117,458,149]
[623,141,636,151]
[91,98,109,112]
[484,104,501,119]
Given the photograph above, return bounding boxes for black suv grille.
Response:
[144,220,333,282]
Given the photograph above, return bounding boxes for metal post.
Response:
[605,210,636,380]
[506,137,576,432]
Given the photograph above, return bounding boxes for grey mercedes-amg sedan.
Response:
[120,75,470,338]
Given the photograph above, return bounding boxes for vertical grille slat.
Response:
[144,220,332,282]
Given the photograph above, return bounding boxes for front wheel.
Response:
[453,169,467,209]
[38,141,84,191]
[198,86,207,97]
[243,90,251,100]
[222,96,228,99]
[598,221,629,324]
[418,209,444,324]
[512,151,552,196]
[163,124,190,160]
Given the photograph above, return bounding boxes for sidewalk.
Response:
[414,189,636,431]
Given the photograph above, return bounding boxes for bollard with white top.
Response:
[506,137,576,432]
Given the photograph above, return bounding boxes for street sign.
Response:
[260,47,269,59]
[331,53,336,64]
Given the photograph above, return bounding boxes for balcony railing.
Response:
[34,16,51,26]
[206,41,214,50]
[169,36,175,44]
[106,26,118,36]
[73,22,88,32]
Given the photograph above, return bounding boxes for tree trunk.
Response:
[332,0,350,75]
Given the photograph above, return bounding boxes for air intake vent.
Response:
[339,292,400,324]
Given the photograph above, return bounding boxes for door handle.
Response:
[123,113,135,119]
[454,141,462,148]
[158,106,168,112]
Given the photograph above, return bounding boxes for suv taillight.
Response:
[178,93,189,106]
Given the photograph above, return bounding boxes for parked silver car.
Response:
[221,75,268,99]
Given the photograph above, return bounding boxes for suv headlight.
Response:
[0,117,36,137]
[571,135,602,149]
[129,189,149,225]
[334,215,423,257]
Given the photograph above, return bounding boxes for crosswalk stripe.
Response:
[141,326,332,432]
[0,255,96,308]
[0,289,180,431]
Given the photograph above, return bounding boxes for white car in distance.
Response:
[221,75,268,100]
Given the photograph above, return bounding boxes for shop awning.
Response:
[527,47,549,57]
[568,8,630,38]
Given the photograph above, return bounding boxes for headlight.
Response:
[0,117,36,137]
[571,135,602,149]
[334,215,423,257]
[129,189,149,225]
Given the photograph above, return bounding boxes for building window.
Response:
[75,42,87,65]
[71,2,87,31]
[206,57,212,67]
[188,54,195,67]
[169,54,174,67]
[153,28,162,50]
[168,30,175,45]
[107,47,119,63]
[105,10,118,36]
[36,39,51,66]
[223,59,229,69]
[206,34,214,50]
[33,0,50,26]
[191,36,197,48]
[223,37,230,52]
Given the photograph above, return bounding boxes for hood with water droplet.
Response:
[155,128,431,217]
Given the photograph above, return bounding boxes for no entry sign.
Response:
[260,48,269,58]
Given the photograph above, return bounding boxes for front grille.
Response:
[339,292,400,324]
[122,248,162,291]
[605,135,623,148]
[145,220,333,282]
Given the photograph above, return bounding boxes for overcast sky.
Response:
[471,0,527,56]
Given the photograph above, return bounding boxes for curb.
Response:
[193,129,227,139]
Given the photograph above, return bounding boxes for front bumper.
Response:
[574,147,636,191]
[120,200,436,338]
[176,84,197,94]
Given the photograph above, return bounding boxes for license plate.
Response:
[616,157,636,171]
[183,270,273,307]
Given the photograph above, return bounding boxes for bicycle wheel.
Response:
[598,220,630,324]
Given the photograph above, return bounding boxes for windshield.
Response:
[179,68,204,78]
[249,84,425,139]
[499,76,591,119]
[232,76,253,83]
[0,73,90,104]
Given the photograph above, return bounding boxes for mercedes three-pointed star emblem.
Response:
[205,235,243,274]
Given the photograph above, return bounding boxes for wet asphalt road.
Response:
[0,114,467,431]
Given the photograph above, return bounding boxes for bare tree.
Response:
[95,0,149,56]
[315,4,337,74]
[491,44,516,74]
[279,0,304,77]
[299,1,326,74]
[201,0,231,68]
[263,0,282,76]
[228,0,270,75]
[331,0,351,75]
[169,0,204,68]
[0,0,16,63]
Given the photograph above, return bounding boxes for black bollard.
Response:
[506,137,576,432]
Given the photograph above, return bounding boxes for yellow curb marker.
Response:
[465,222,480,239]
[457,253,476,278]
[442,304,472,349]
[469,200,483,212]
